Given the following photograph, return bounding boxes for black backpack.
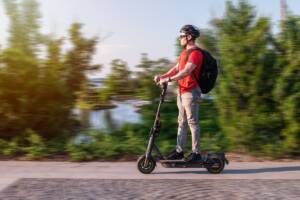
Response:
[185,47,218,94]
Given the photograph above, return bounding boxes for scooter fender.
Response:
[207,152,229,165]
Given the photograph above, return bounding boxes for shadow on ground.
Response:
[155,166,300,174]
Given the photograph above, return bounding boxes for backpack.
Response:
[185,47,218,94]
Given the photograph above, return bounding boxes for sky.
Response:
[0,0,300,77]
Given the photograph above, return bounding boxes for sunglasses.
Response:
[179,34,187,39]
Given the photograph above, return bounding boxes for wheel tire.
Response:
[206,155,225,174]
[137,155,156,174]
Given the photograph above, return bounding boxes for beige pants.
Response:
[176,87,201,153]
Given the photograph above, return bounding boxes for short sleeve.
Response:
[187,51,203,66]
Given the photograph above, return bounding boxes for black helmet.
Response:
[180,24,200,40]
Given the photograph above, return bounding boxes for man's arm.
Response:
[154,63,179,82]
[160,63,179,79]
[170,62,196,81]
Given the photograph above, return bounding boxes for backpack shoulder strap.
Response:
[184,47,203,86]
[185,47,202,62]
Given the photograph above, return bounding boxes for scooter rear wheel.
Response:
[137,155,156,174]
[206,155,225,174]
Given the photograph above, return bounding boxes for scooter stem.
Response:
[146,83,168,159]
[160,83,168,101]
[154,83,168,125]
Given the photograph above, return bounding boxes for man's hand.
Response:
[154,75,161,83]
[158,77,169,85]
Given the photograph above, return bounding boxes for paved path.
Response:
[1,179,300,200]
[0,161,299,199]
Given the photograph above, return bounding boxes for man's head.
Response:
[179,24,200,47]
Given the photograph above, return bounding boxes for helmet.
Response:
[180,25,200,40]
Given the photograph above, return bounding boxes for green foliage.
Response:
[213,0,282,153]
[3,0,42,58]
[0,0,299,160]
[274,16,300,154]
[0,0,98,140]
[196,29,219,57]
[67,133,96,161]
[24,129,48,160]
[67,126,146,161]
[134,54,172,101]
[81,55,169,108]
[64,23,98,98]
[99,59,133,101]
[2,138,23,156]
[0,139,8,155]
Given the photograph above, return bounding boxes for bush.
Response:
[67,133,96,161]
[0,139,8,156]
[2,138,23,156]
[24,130,49,160]
[66,125,147,161]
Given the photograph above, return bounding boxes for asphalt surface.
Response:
[0,161,299,199]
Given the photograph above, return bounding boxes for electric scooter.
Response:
[137,83,229,174]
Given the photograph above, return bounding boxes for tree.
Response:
[213,0,281,153]
[196,29,219,57]
[135,54,172,101]
[274,15,300,154]
[102,59,132,99]
[3,0,41,58]
[0,1,99,139]
[64,23,99,100]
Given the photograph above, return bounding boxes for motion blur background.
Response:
[0,0,299,161]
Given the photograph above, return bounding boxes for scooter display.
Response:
[137,83,229,174]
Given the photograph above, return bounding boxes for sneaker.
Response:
[166,149,184,160]
[184,152,202,162]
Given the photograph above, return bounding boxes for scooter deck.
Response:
[159,159,205,168]
[160,159,186,163]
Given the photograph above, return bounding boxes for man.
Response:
[154,25,203,162]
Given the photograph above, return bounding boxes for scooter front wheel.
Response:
[137,155,156,174]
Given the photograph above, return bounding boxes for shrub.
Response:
[24,130,49,160]
[2,138,23,156]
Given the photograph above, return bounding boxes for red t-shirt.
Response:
[178,49,203,94]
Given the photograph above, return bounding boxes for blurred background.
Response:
[0,0,299,161]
